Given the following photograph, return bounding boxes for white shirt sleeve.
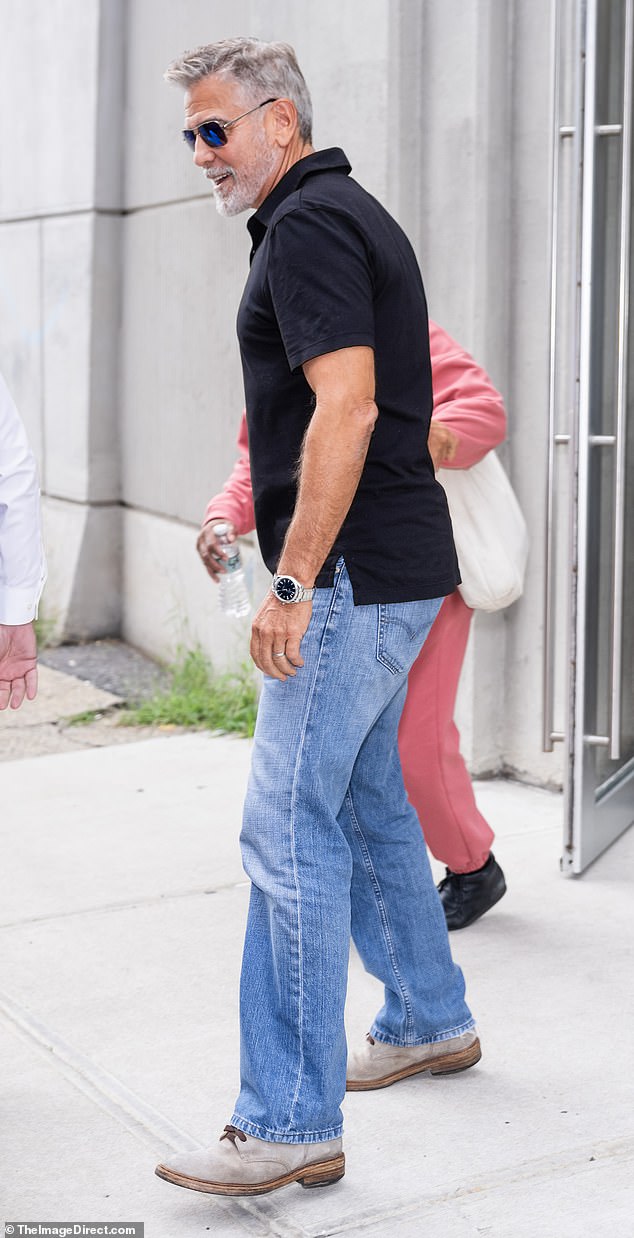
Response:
[0,372,47,625]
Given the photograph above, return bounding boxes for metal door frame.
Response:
[544,0,634,873]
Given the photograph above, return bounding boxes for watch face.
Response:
[275,575,299,602]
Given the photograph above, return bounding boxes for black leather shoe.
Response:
[437,854,506,930]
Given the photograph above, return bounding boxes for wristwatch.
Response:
[271,574,315,604]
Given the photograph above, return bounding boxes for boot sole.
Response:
[155,1151,345,1196]
[346,1036,481,1091]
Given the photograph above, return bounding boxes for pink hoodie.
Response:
[202,320,506,535]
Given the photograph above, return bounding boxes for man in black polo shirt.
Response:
[159,38,479,1198]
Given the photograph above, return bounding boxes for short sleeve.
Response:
[267,206,375,371]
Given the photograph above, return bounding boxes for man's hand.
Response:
[250,592,312,682]
[196,519,236,582]
[428,422,459,471]
[0,621,38,710]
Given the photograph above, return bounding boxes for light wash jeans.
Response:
[230,562,474,1144]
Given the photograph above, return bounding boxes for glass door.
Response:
[546,0,634,873]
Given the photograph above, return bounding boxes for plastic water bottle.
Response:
[214,523,251,618]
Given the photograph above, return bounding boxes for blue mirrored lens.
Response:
[182,130,196,149]
[199,122,225,148]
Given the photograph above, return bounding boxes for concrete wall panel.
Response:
[39,498,87,639]
[94,0,125,212]
[120,198,247,525]
[67,503,122,639]
[414,0,512,386]
[40,497,122,642]
[397,0,513,776]
[41,209,120,505]
[39,209,119,504]
[122,507,264,667]
[88,213,122,501]
[0,0,99,220]
[42,214,94,501]
[505,0,563,787]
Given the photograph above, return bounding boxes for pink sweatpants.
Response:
[398,590,494,873]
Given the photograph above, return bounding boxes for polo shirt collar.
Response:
[247,148,352,251]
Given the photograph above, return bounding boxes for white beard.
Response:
[207,131,280,217]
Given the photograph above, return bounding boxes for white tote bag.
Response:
[437,451,529,612]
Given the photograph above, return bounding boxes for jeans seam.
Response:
[287,567,347,1128]
[345,786,415,1038]
[376,605,402,675]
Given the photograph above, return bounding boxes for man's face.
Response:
[184,76,280,216]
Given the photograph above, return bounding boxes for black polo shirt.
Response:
[236,147,460,604]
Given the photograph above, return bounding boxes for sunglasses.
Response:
[182,98,277,151]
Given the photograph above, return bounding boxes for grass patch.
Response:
[66,708,108,726]
[119,649,258,737]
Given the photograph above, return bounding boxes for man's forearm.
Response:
[277,397,377,584]
[277,346,377,584]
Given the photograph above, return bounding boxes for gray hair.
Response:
[164,37,313,143]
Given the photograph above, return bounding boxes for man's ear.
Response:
[267,98,298,148]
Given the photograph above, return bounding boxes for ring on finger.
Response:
[272,651,286,658]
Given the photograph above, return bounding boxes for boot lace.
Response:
[220,1124,247,1145]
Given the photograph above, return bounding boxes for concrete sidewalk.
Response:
[2,724,633,1236]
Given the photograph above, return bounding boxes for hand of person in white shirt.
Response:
[0,621,38,710]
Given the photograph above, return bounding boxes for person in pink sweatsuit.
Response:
[198,321,508,930]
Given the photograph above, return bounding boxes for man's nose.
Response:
[193,135,217,167]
